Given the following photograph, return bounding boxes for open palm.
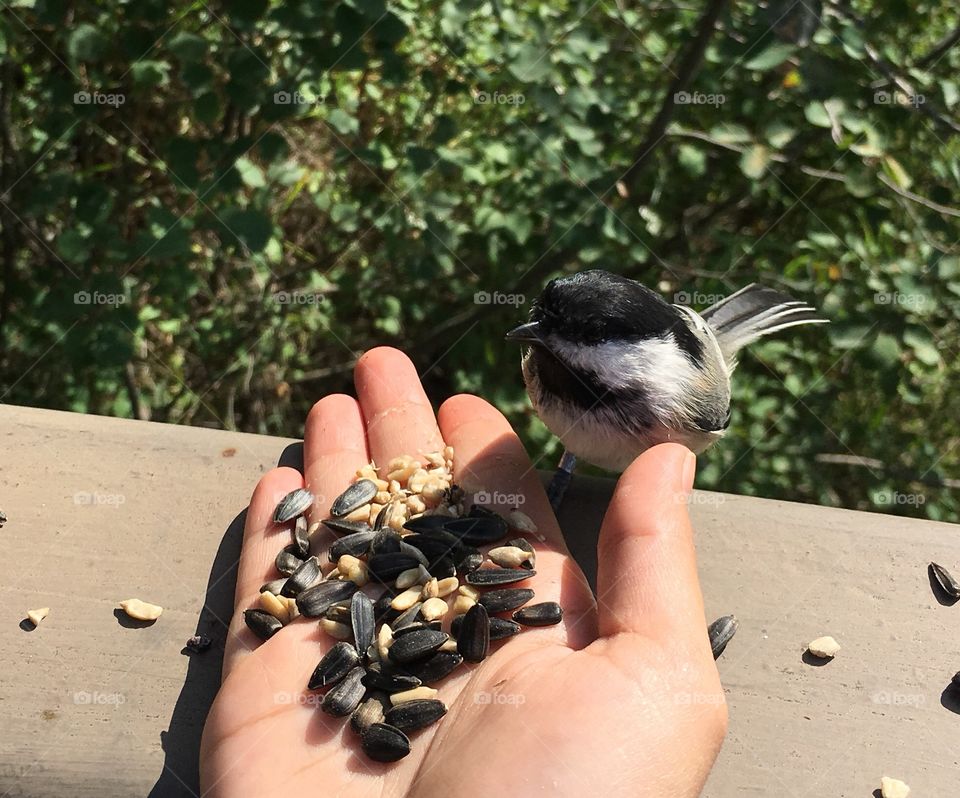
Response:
[200,347,727,797]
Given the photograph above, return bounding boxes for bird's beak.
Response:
[505,321,542,343]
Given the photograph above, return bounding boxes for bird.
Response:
[505,270,828,510]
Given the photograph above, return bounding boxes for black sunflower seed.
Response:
[478,588,535,614]
[281,556,321,597]
[260,578,287,595]
[468,504,499,519]
[374,587,401,624]
[373,503,390,531]
[457,604,490,662]
[323,518,374,537]
[930,562,960,599]
[308,641,360,689]
[952,671,960,690]
[708,615,739,659]
[391,651,463,684]
[244,609,282,641]
[367,553,422,581]
[185,634,212,653]
[465,568,535,586]
[328,530,377,562]
[427,556,456,579]
[398,541,430,568]
[291,516,311,558]
[370,529,402,556]
[273,488,314,523]
[324,602,352,624]
[384,699,447,732]
[361,723,410,762]
[401,533,458,560]
[456,550,484,573]
[402,515,454,534]
[391,602,423,630]
[452,615,520,641]
[388,629,449,663]
[351,692,389,734]
[275,546,305,576]
[512,601,563,626]
[362,664,422,693]
[296,579,359,617]
[331,480,378,518]
[392,620,441,637]
[441,515,509,545]
[321,666,366,716]
[351,592,375,657]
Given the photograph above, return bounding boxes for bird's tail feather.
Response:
[699,283,827,360]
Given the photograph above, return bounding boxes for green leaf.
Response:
[131,60,170,89]
[677,144,706,176]
[326,108,359,136]
[904,327,940,365]
[235,157,266,188]
[882,155,912,189]
[68,24,109,62]
[220,208,273,252]
[168,32,207,62]
[508,42,552,82]
[709,123,752,145]
[740,144,771,178]
[744,42,795,71]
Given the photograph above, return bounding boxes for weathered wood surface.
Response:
[0,405,956,797]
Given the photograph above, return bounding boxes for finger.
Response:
[303,393,370,548]
[596,444,708,653]
[437,393,566,552]
[223,466,304,677]
[438,394,597,646]
[354,346,444,470]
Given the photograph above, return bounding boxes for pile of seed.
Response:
[244,448,563,763]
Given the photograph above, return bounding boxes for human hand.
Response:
[200,347,727,798]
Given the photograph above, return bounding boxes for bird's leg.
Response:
[546,450,577,515]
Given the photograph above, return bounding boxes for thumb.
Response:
[596,443,708,651]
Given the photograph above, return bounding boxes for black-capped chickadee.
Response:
[506,270,827,509]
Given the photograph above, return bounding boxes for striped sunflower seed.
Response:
[322,518,373,537]
[260,578,287,595]
[708,615,739,659]
[457,604,490,662]
[295,579,358,618]
[273,488,314,524]
[362,664,422,693]
[930,562,960,599]
[329,530,376,562]
[388,628,449,664]
[361,722,411,762]
[351,693,389,735]
[291,516,310,558]
[308,641,360,690]
[465,568,536,587]
[403,515,456,534]
[512,602,563,627]
[452,614,520,641]
[280,556,321,597]
[331,480,378,518]
[478,588,534,614]
[351,592,375,657]
[275,546,305,577]
[368,553,423,581]
[391,651,463,684]
[370,529,402,556]
[384,699,447,732]
[244,609,282,641]
[391,602,423,630]
[321,666,366,716]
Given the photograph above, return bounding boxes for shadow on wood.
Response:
[148,442,304,797]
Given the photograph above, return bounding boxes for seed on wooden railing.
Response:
[329,530,376,562]
[457,604,490,663]
[512,602,563,627]
[185,634,212,653]
[296,580,358,618]
[119,599,163,621]
[281,556,321,597]
[321,666,366,716]
[879,776,910,798]
[308,641,360,689]
[273,488,314,524]
[275,546,304,577]
[244,609,282,641]
[389,686,439,705]
[351,693,389,735]
[465,568,535,587]
[929,562,960,599]
[478,588,534,614]
[806,635,840,660]
[361,722,411,762]
[708,615,738,659]
[331,480,378,518]
[323,518,373,537]
[351,592,375,657]
[388,628,449,664]
[26,607,50,626]
[384,699,448,732]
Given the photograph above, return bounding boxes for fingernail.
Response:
[681,450,697,494]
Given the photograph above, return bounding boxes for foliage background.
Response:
[1,0,958,521]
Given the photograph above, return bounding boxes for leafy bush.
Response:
[1,0,957,520]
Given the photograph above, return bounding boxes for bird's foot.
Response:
[546,450,577,515]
